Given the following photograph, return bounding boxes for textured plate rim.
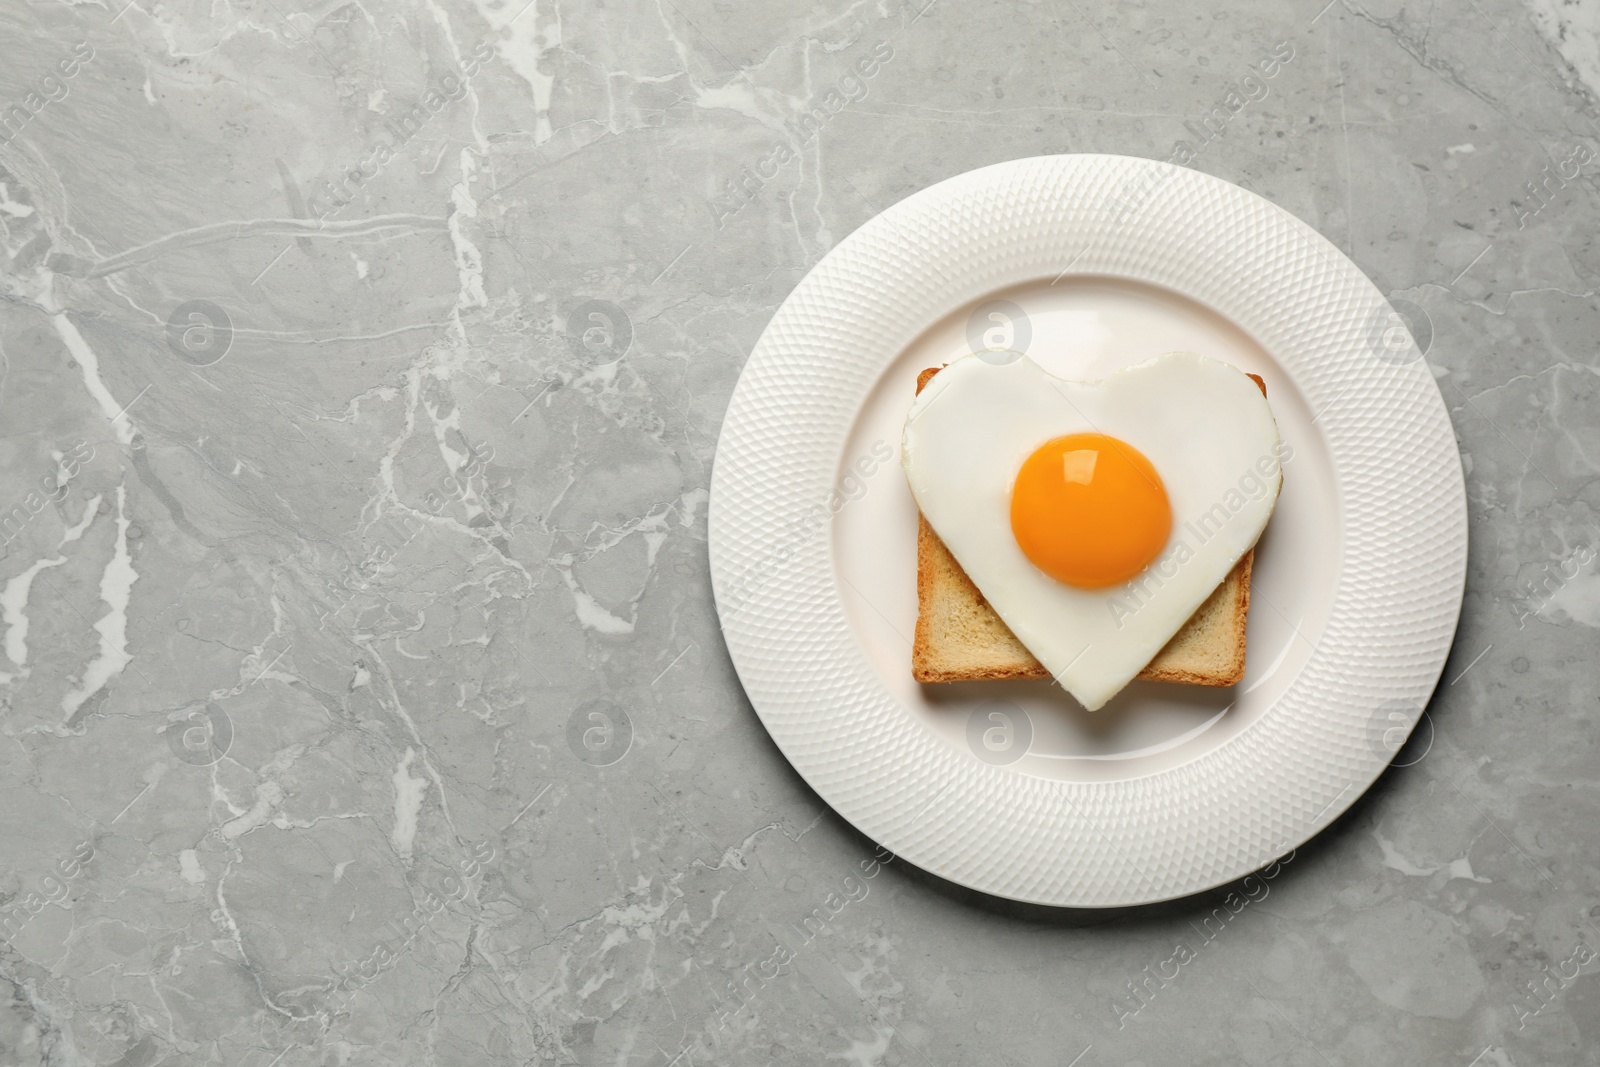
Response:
[708,154,1468,907]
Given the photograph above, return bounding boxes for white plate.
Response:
[708,155,1467,907]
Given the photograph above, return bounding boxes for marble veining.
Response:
[3,0,1600,1063]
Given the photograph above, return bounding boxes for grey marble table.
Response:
[1,0,1598,1063]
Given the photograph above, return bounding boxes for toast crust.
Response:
[908,364,1259,689]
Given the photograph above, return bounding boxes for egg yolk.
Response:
[1009,433,1172,588]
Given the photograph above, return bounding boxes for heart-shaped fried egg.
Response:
[901,352,1284,710]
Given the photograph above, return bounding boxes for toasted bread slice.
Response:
[909,366,1260,689]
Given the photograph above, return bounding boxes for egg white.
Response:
[902,352,1283,711]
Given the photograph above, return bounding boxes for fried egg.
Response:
[901,351,1283,710]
